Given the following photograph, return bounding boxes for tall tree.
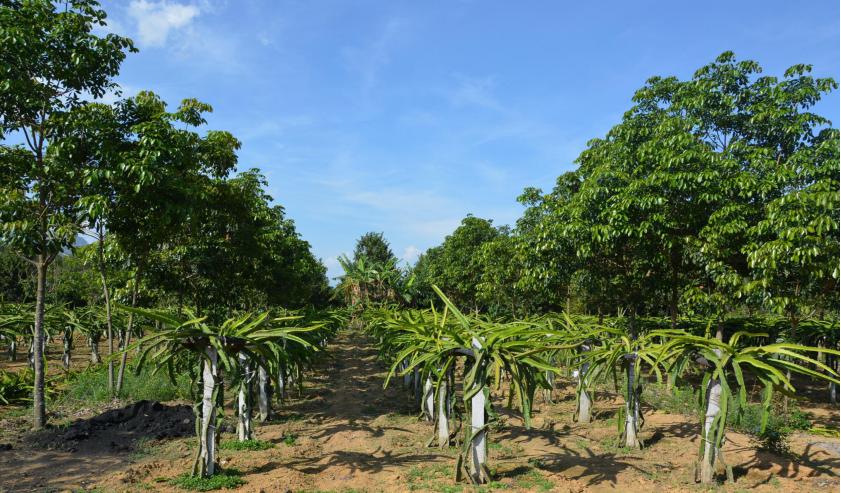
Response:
[0,0,134,429]
[353,232,397,266]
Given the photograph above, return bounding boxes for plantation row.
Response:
[0,301,347,479]
[361,289,839,485]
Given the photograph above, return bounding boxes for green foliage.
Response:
[56,364,192,406]
[353,232,397,266]
[409,216,501,311]
[168,469,245,491]
[0,369,33,404]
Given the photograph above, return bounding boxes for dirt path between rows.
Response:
[0,329,838,493]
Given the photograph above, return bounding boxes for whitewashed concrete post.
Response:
[236,353,253,441]
[198,347,219,476]
[470,337,488,483]
[423,375,434,421]
[257,365,270,422]
[437,375,449,447]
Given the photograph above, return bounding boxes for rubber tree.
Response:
[0,0,135,429]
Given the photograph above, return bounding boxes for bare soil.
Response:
[0,330,838,493]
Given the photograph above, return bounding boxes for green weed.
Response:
[169,469,245,491]
[218,439,274,451]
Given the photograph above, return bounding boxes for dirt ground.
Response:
[0,330,838,493]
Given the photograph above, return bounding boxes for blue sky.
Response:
[98,0,840,282]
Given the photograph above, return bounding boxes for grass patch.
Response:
[57,363,192,406]
[513,469,553,492]
[218,439,273,451]
[405,463,507,492]
[169,469,245,491]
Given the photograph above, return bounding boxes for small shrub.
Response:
[752,427,792,457]
[643,382,698,415]
[282,433,297,446]
[169,469,245,491]
[218,439,273,451]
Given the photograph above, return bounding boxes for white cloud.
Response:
[128,0,201,47]
[449,74,503,111]
[401,245,421,264]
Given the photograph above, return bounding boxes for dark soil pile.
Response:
[30,400,194,452]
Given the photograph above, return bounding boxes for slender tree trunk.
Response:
[96,227,115,394]
[32,259,47,430]
[469,338,489,484]
[437,375,449,447]
[700,322,725,484]
[195,348,219,477]
[116,270,141,395]
[237,353,253,441]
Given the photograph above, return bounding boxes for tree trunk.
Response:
[195,348,219,477]
[423,375,434,421]
[32,259,47,430]
[437,376,449,447]
[97,227,115,394]
[469,338,489,484]
[116,270,141,396]
[257,365,271,422]
[237,353,253,441]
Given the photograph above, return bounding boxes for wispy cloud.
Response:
[448,74,503,111]
[342,17,408,92]
[127,0,201,48]
[401,245,421,264]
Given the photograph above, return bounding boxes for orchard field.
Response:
[0,1,839,493]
